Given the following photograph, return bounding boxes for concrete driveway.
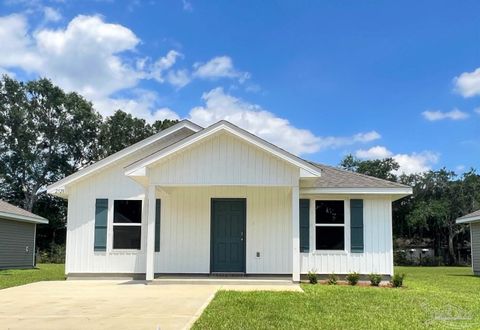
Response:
[0,280,301,330]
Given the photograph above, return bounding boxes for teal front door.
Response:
[211,199,246,273]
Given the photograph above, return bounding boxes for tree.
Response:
[339,154,480,264]
[340,154,400,182]
[97,110,178,157]
[0,76,102,211]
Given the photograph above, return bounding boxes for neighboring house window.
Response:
[315,200,345,250]
[113,200,142,250]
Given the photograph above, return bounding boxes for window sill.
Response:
[109,250,143,254]
[312,250,348,255]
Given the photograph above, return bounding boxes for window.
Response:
[113,200,142,250]
[315,200,345,250]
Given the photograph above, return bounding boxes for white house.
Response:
[47,120,412,281]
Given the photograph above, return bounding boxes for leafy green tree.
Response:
[97,110,178,157]
[152,118,179,133]
[340,154,480,264]
[0,76,102,211]
[340,154,399,182]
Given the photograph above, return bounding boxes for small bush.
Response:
[37,244,65,264]
[369,273,382,286]
[391,273,406,288]
[346,272,360,286]
[307,270,318,284]
[393,250,414,266]
[327,273,338,285]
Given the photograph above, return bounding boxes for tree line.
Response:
[0,76,177,250]
[341,155,480,264]
[1,76,478,264]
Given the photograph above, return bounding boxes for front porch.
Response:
[142,185,301,282]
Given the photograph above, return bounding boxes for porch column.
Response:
[292,186,300,282]
[145,185,156,281]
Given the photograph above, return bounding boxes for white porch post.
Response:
[292,186,300,282]
[145,185,156,281]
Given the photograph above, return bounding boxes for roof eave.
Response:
[300,187,413,196]
[0,211,49,224]
[456,216,480,224]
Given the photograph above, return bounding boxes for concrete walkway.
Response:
[0,280,301,330]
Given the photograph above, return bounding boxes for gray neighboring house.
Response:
[0,200,48,269]
[456,210,480,276]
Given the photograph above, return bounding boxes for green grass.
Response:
[194,267,480,329]
[0,264,65,290]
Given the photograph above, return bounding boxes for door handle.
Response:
[240,231,244,241]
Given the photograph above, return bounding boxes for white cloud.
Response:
[0,14,142,101]
[355,146,392,159]
[43,7,62,23]
[355,145,439,175]
[353,131,381,143]
[154,107,180,121]
[149,50,183,83]
[181,87,379,155]
[0,14,41,70]
[193,56,250,83]
[422,108,469,121]
[475,107,480,115]
[0,13,183,118]
[166,69,191,88]
[454,68,480,97]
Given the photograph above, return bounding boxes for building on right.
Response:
[457,210,480,276]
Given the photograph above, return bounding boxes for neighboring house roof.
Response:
[0,200,48,224]
[456,210,480,224]
[124,120,322,178]
[47,120,202,195]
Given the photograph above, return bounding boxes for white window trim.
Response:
[310,198,350,254]
[110,199,144,252]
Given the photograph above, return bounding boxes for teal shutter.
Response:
[299,199,310,253]
[155,199,161,252]
[94,199,108,251]
[350,199,364,253]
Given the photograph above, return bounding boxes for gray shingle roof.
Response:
[302,162,411,189]
[0,200,48,224]
[457,209,480,223]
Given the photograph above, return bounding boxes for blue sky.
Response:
[1,1,479,174]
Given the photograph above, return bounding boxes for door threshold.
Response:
[210,272,246,277]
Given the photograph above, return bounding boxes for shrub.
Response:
[369,273,382,286]
[307,270,318,284]
[391,273,406,288]
[393,250,413,266]
[327,273,338,285]
[346,272,360,286]
[37,244,65,264]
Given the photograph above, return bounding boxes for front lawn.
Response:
[194,267,480,329]
[0,264,65,290]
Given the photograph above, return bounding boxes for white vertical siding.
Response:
[299,197,393,275]
[66,166,147,274]
[149,132,298,186]
[155,186,292,274]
